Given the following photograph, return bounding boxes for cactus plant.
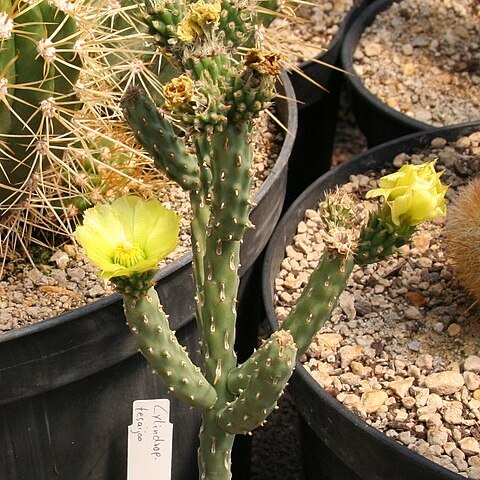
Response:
[0,0,81,212]
[0,0,172,268]
[74,0,449,477]
[445,175,480,304]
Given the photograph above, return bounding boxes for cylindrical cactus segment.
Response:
[122,87,202,192]
[216,330,297,434]
[208,124,253,241]
[355,210,415,265]
[281,252,354,356]
[0,0,81,213]
[218,0,256,48]
[145,0,186,47]
[123,286,218,409]
[226,330,294,394]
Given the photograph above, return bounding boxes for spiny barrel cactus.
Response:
[445,175,480,303]
[75,0,449,477]
[0,0,173,266]
[0,0,81,212]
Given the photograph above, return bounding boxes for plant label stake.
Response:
[127,399,173,480]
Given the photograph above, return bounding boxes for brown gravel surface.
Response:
[353,0,480,126]
[269,0,356,65]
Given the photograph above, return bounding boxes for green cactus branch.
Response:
[226,330,292,395]
[198,409,235,479]
[355,208,415,265]
[217,330,297,434]
[121,87,202,191]
[190,191,210,350]
[198,236,240,389]
[281,252,355,356]
[123,286,218,409]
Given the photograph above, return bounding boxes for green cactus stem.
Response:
[226,330,295,395]
[121,87,202,192]
[207,124,253,241]
[281,252,354,356]
[123,285,218,409]
[217,330,296,434]
[355,207,415,265]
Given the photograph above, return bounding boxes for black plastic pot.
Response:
[340,0,434,147]
[0,74,297,480]
[286,0,371,206]
[263,123,480,480]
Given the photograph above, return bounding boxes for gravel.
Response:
[274,130,480,477]
[353,0,480,126]
[0,110,283,332]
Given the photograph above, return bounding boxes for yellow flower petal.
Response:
[75,196,180,279]
[366,161,448,227]
[388,193,412,225]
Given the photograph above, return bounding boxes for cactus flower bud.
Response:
[366,161,448,226]
[75,196,179,279]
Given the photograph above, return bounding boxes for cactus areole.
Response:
[0,0,80,214]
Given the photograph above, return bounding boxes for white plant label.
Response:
[127,399,173,480]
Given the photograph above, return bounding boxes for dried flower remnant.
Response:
[163,75,195,110]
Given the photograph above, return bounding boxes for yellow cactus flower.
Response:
[366,161,448,226]
[75,196,179,279]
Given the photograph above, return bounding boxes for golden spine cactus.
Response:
[0,0,168,269]
[0,0,80,212]
[445,176,480,303]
